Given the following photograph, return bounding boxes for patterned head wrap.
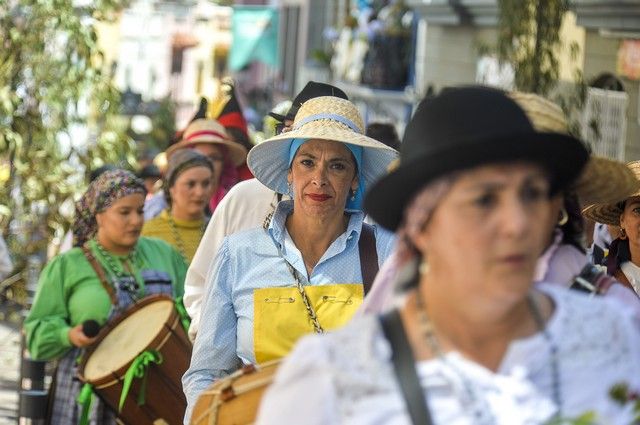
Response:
[72,169,147,247]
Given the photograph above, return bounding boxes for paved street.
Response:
[0,317,20,424]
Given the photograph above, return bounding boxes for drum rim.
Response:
[190,360,281,425]
[77,294,179,385]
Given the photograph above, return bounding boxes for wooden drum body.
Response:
[190,360,280,425]
[79,295,192,425]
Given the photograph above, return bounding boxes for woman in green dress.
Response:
[24,169,188,424]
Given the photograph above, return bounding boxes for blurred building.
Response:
[278,0,419,135]
[406,0,640,159]
[97,0,234,130]
[276,0,639,157]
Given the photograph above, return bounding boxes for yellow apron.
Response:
[253,283,363,363]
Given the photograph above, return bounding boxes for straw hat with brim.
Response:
[508,91,640,206]
[365,86,589,231]
[576,157,640,206]
[248,96,398,195]
[166,118,247,166]
[582,161,640,225]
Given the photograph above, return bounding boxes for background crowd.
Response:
[15,80,640,425]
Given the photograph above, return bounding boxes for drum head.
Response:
[83,298,175,382]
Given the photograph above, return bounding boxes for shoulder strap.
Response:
[379,309,433,425]
[358,223,379,296]
[81,245,118,305]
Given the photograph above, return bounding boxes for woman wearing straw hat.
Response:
[182,96,397,422]
[508,93,640,302]
[183,82,349,342]
[146,119,247,220]
[584,161,640,296]
[256,87,640,425]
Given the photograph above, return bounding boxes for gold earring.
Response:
[558,208,569,226]
[620,227,627,240]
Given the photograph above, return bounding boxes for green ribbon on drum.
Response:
[175,296,191,331]
[77,382,94,425]
[119,349,163,411]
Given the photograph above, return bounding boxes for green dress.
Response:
[24,236,188,424]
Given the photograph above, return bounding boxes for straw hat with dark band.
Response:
[248,96,397,195]
[166,118,247,166]
[583,161,640,225]
[509,91,640,206]
[365,86,589,231]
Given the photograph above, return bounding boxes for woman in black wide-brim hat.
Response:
[256,86,640,425]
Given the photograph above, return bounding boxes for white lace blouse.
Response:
[256,286,640,425]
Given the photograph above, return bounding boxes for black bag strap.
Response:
[379,309,433,425]
[358,223,379,296]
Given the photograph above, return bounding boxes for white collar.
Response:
[620,261,640,295]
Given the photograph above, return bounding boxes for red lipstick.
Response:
[307,193,331,202]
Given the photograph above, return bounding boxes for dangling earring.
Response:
[419,258,430,275]
[620,227,627,240]
[350,189,356,202]
[558,207,569,226]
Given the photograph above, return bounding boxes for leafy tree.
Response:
[0,0,134,294]
[131,96,177,156]
[497,0,590,140]
[497,0,570,95]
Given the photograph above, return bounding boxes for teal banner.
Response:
[230,6,280,71]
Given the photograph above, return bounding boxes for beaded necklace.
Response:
[414,291,562,424]
[94,239,141,295]
[167,212,205,262]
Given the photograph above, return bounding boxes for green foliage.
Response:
[553,70,588,138]
[137,96,177,153]
[0,0,134,273]
[497,0,569,95]
[544,412,598,425]
[210,0,234,6]
[496,0,590,140]
[310,49,333,68]
[609,382,640,422]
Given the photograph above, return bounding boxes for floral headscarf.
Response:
[72,169,147,247]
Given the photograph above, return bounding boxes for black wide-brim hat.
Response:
[365,86,589,231]
[269,81,348,122]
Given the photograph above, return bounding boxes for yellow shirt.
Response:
[142,209,205,263]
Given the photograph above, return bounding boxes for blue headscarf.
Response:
[288,138,364,211]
